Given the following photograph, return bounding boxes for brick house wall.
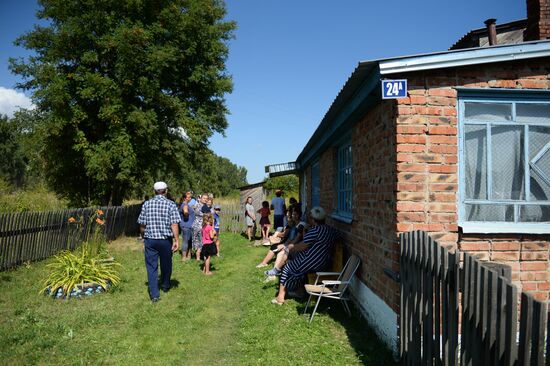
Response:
[302,56,549,313]
[312,103,401,313]
[394,57,550,301]
[526,0,550,40]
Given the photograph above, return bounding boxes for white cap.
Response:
[153,181,168,191]
[310,206,326,221]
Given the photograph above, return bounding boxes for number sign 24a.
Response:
[381,79,407,99]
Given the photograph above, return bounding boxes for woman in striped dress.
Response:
[272,206,339,305]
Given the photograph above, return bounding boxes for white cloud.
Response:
[0,87,34,117]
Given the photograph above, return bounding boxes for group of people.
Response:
[138,182,340,305]
[249,193,340,305]
[137,181,222,302]
[244,190,301,243]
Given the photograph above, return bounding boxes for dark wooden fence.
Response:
[0,205,141,271]
[400,230,549,366]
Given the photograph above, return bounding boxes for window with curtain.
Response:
[459,97,550,232]
[311,162,320,208]
[337,142,353,217]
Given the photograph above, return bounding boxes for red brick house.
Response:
[274,0,550,352]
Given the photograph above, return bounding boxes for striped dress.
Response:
[279,224,339,290]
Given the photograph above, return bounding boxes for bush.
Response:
[0,179,67,213]
[41,210,121,298]
[41,248,121,298]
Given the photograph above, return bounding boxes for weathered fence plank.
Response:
[0,205,141,271]
[400,231,547,366]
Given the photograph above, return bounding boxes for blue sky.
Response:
[0,0,525,183]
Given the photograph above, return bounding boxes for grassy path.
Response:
[0,233,396,365]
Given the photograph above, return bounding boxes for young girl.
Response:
[257,201,271,243]
[201,214,217,275]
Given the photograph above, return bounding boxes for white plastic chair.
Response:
[303,254,361,323]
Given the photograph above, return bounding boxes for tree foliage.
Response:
[10,0,236,206]
[0,115,26,186]
[263,175,299,195]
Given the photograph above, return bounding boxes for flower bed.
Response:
[45,282,111,299]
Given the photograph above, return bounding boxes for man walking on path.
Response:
[138,181,181,302]
[271,190,286,230]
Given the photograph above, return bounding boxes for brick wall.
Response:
[316,103,400,312]
[395,58,550,300]
[525,0,550,40]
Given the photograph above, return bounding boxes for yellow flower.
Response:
[97,209,104,215]
[95,218,105,225]
[68,217,76,223]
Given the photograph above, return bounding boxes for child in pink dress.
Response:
[257,201,271,243]
[201,214,217,275]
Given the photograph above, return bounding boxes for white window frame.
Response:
[458,94,550,234]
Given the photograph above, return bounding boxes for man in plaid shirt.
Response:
[138,181,180,302]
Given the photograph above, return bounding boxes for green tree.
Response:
[10,0,235,206]
[263,175,299,195]
[0,115,26,186]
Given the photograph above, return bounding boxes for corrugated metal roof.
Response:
[296,40,550,167]
[376,40,550,74]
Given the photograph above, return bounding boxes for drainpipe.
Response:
[484,18,498,45]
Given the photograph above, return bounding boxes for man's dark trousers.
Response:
[273,215,284,230]
[144,238,173,299]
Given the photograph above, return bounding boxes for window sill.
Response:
[330,212,353,224]
[460,222,550,234]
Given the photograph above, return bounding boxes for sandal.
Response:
[271,298,284,305]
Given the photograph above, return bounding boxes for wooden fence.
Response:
[218,202,246,234]
[400,230,549,366]
[0,205,141,271]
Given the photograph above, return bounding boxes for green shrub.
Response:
[0,179,67,213]
[41,209,121,297]
[41,248,121,297]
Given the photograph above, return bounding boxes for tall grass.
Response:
[0,180,67,213]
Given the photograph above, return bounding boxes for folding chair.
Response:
[303,254,361,323]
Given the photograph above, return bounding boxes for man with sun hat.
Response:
[137,181,180,302]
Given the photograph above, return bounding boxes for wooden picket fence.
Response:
[400,230,549,366]
[0,205,141,271]
[218,202,246,234]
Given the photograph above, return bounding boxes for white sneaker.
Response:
[264,275,277,283]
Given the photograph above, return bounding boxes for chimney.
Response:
[525,0,550,41]
[484,18,498,45]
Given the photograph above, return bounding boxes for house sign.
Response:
[381,79,407,99]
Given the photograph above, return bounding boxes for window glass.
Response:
[464,102,512,122]
[517,103,550,124]
[464,125,487,200]
[337,142,352,216]
[520,205,550,222]
[528,126,550,201]
[464,204,514,222]
[460,98,550,229]
[311,162,320,208]
[491,126,524,200]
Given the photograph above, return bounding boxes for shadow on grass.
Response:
[143,279,180,290]
[295,297,398,365]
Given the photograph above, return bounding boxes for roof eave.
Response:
[377,40,550,75]
[296,41,550,170]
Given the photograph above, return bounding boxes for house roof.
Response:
[450,19,527,50]
[239,182,264,191]
[296,40,550,168]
